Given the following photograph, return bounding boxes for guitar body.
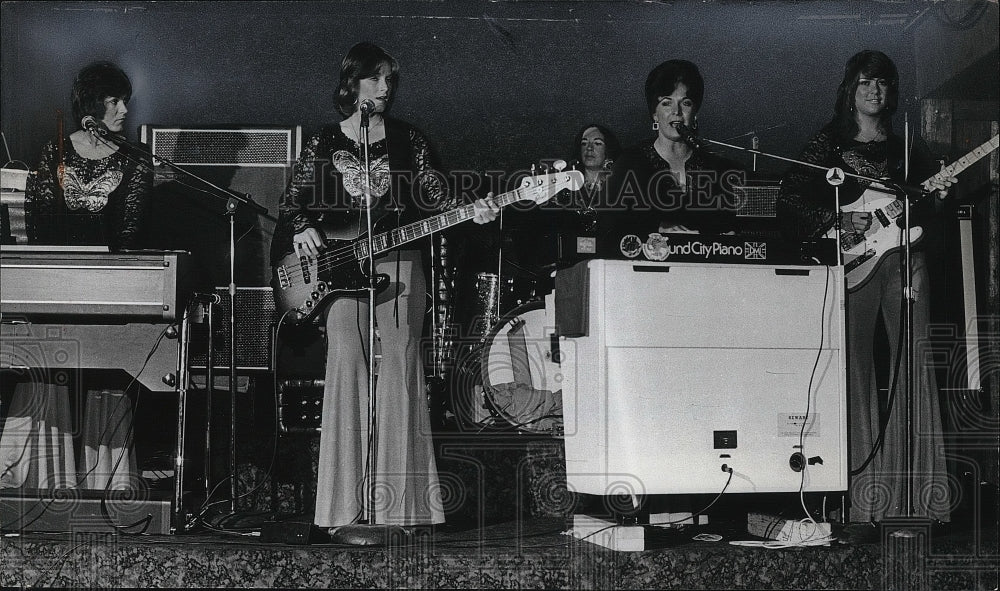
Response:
[271,242,390,325]
[825,134,999,292]
[271,213,393,325]
[826,187,923,293]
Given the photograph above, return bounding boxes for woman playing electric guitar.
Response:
[271,42,498,537]
[777,50,956,533]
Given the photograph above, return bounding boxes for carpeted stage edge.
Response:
[1,517,996,589]
[2,437,997,589]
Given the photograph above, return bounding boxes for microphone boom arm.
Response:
[700,136,928,198]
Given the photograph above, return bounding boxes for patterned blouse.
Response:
[777,126,938,241]
[271,118,454,261]
[601,140,744,238]
[26,138,150,250]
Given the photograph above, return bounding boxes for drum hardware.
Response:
[470,272,501,340]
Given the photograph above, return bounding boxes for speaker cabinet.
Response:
[189,286,276,371]
[734,182,781,237]
[734,183,779,218]
[556,259,847,496]
[139,125,301,288]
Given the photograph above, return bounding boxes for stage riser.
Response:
[0,521,991,590]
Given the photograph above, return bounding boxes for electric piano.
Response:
[0,246,193,392]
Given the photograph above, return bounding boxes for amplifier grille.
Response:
[734,184,779,218]
[148,128,296,166]
[190,287,276,371]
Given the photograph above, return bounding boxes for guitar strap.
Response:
[384,118,415,221]
[384,118,417,327]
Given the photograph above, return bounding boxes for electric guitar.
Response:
[272,169,584,324]
[828,134,998,292]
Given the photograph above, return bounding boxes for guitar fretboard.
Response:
[929,134,999,185]
[352,182,543,259]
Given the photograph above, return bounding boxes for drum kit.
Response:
[450,264,564,436]
[442,168,596,435]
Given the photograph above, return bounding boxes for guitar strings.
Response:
[279,202,482,281]
[279,199,489,282]
[278,183,544,284]
[279,170,582,285]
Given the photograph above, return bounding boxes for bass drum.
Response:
[480,301,563,435]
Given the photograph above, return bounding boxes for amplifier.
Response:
[0,489,172,534]
[140,125,301,287]
[189,287,276,371]
[735,183,780,218]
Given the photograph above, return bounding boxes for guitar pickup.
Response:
[840,233,863,250]
[299,255,312,284]
[874,209,890,227]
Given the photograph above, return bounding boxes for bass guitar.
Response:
[272,169,584,324]
[829,134,998,292]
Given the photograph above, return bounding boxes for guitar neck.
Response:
[357,185,528,258]
[927,134,1000,185]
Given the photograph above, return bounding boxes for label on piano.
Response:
[576,236,596,254]
[598,233,837,266]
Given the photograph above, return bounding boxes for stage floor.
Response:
[1,515,995,589]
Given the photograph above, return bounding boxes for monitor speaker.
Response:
[139,125,301,288]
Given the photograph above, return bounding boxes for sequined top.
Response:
[271,118,454,261]
[601,141,744,238]
[26,138,150,250]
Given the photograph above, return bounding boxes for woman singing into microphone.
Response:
[25,61,150,251]
[603,59,743,241]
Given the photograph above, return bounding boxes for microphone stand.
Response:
[721,122,788,173]
[361,107,378,529]
[327,105,405,546]
[902,115,914,518]
[92,127,272,526]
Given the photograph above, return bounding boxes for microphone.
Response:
[359,99,376,115]
[672,122,706,150]
[81,115,106,135]
[191,292,222,305]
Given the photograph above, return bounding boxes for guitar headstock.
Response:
[517,167,585,205]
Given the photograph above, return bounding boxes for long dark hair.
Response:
[335,42,400,117]
[829,50,899,141]
[71,61,132,129]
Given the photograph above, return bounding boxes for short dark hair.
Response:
[335,42,400,117]
[573,123,621,164]
[71,61,132,128]
[830,50,899,140]
[644,60,704,116]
